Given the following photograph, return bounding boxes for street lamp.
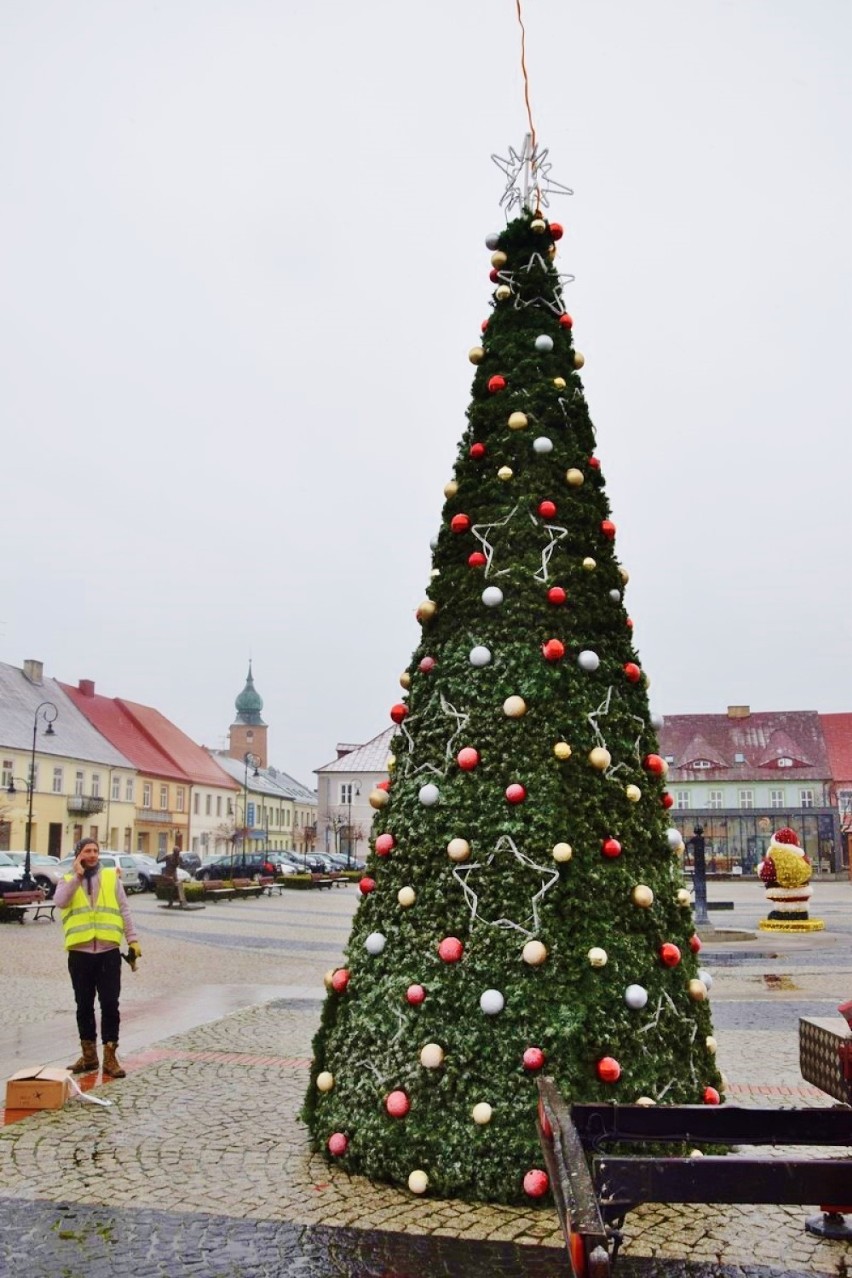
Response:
[346,781,361,869]
[687,823,710,926]
[8,701,58,890]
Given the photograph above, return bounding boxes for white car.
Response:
[0,852,26,891]
[130,853,190,891]
[56,852,142,893]
[4,852,63,897]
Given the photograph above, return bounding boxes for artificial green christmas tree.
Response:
[306,147,722,1204]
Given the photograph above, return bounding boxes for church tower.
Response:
[228,661,268,767]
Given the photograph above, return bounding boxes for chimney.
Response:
[727,705,750,719]
[78,679,96,697]
[22,659,44,686]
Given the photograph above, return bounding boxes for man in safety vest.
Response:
[54,838,142,1078]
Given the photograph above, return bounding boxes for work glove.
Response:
[129,941,142,960]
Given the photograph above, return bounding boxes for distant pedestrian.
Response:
[54,838,141,1078]
[162,845,188,907]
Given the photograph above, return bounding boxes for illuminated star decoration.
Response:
[637,992,699,1096]
[452,835,560,938]
[491,136,573,216]
[396,692,470,781]
[511,254,576,315]
[352,1006,409,1088]
[471,504,569,583]
[587,687,646,780]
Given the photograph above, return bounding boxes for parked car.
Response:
[156,850,201,876]
[56,853,142,893]
[4,852,63,897]
[131,853,189,892]
[0,852,25,891]
[195,851,293,881]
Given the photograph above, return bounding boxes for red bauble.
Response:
[600,519,616,540]
[523,1047,546,1071]
[601,837,622,859]
[358,877,376,895]
[538,500,557,519]
[438,937,464,963]
[549,222,564,241]
[588,455,600,470]
[626,617,634,630]
[468,551,487,568]
[480,319,489,333]
[469,442,486,460]
[689,934,702,954]
[331,968,350,994]
[537,1097,553,1141]
[457,747,480,771]
[489,268,499,283]
[596,1056,622,1083]
[542,638,565,662]
[505,783,527,805]
[406,983,426,1005]
[385,1090,410,1118]
[487,375,506,393]
[375,834,395,857]
[419,656,436,673]
[643,754,666,775]
[327,1132,348,1157]
[547,586,567,606]
[558,313,573,329]
[523,1169,550,1198]
[703,1086,721,1106]
[450,513,471,534]
[659,943,682,968]
[624,663,642,683]
[376,779,390,792]
[661,792,674,810]
[390,703,409,725]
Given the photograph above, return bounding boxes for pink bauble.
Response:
[358,877,376,896]
[331,968,350,994]
[703,1086,721,1105]
[505,783,527,805]
[406,984,426,1005]
[523,1047,545,1071]
[601,837,622,859]
[457,747,480,771]
[596,1056,621,1083]
[523,1169,550,1198]
[689,934,702,954]
[375,834,394,857]
[419,656,436,673]
[327,1132,348,1156]
[385,1090,410,1118]
[438,937,464,963]
[659,943,681,968]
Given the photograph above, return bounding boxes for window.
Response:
[800,789,815,809]
[738,790,754,809]
[29,762,39,790]
[734,752,745,764]
[125,777,134,802]
[839,790,852,817]
[675,791,690,810]
[216,795,222,817]
[75,771,85,797]
[205,794,212,816]
[157,832,168,855]
[159,785,168,811]
[341,782,358,804]
[89,825,98,840]
[769,788,785,809]
[124,828,132,852]
[777,757,793,768]
[227,798,234,815]
[286,809,291,827]
[53,767,64,794]
[111,775,121,801]
[143,782,152,808]
[91,774,101,798]
[706,790,723,810]
[1,760,12,788]
[176,788,185,813]
[193,792,200,815]
[691,760,711,770]
[137,832,144,852]
[192,837,199,853]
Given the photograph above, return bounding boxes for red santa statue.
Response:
[758,827,824,933]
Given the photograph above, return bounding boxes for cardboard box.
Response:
[5,1066,73,1110]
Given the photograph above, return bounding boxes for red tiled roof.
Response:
[820,713,852,784]
[659,710,828,783]
[60,683,238,789]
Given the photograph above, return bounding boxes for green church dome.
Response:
[234,662,265,725]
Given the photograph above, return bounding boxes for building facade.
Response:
[314,728,395,862]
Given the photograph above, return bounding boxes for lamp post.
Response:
[346,781,361,869]
[10,701,58,890]
[688,823,710,926]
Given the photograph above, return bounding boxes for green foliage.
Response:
[306,210,722,1204]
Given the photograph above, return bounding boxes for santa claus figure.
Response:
[758,827,822,931]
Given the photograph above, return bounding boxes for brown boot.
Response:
[68,1040,99,1074]
[102,1042,125,1078]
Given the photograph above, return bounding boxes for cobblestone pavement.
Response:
[0,880,850,1276]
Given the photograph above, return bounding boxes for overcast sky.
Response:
[2,0,850,787]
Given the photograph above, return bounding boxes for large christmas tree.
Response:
[305,148,722,1204]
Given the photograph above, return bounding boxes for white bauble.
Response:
[697,968,713,992]
[365,932,386,955]
[482,586,504,607]
[624,984,649,1010]
[706,1035,718,1055]
[316,1071,334,1092]
[625,784,642,802]
[408,1169,429,1194]
[469,645,492,667]
[522,940,548,966]
[472,1102,493,1125]
[676,888,692,907]
[666,828,683,849]
[418,783,440,806]
[397,886,416,907]
[533,436,554,455]
[480,989,505,1015]
[534,334,554,353]
[552,842,573,862]
[419,1043,445,1068]
[577,650,600,672]
[485,233,501,250]
[587,947,608,967]
[503,695,527,718]
[447,838,471,863]
[609,589,621,602]
[650,712,665,731]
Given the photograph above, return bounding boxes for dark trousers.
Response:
[68,948,122,1044]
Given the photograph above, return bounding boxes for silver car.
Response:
[4,852,63,897]
[56,852,142,893]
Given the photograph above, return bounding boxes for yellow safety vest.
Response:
[61,868,125,950]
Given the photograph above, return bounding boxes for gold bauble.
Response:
[619,567,630,585]
[565,468,584,487]
[573,351,585,370]
[430,568,440,579]
[497,465,514,481]
[530,218,547,234]
[547,243,557,259]
[408,1169,429,1194]
[420,1042,445,1068]
[687,979,708,1002]
[635,1096,657,1107]
[495,284,512,301]
[416,599,437,623]
[387,754,396,772]
[490,250,508,268]
[444,480,458,498]
[553,741,572,760]
[447,837,471,863]
[323,969,336,990]
[507,411,528,431]
[503,695,528,718]
[625,784,642,802]
[316,1071,334,1092]
[706,1036,717,1055]
[468,346,485,364]
[369,789,389,810]
[582,556,597,571]
[398,886,416,908]
[689,1149,705,1158]
[643,673,651,690]
[676,888,692,907]
[472,1102,493,1125]
[587,946,608,967]
[553,376,567,389]
[588,746,611,770]
[522,939,548,966]
[552,842,573,863]
[399,672,411,689]
[631,884,654,908]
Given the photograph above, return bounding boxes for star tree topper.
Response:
[492,134,573,215]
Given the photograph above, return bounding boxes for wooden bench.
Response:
[1,890,56,923]
[310,874,336,889]
[200,879,235,902]
[232,877,264,899]
[536,1078,852,1274]
[258,876,275,896]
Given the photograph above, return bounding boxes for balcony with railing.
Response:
[66,795,105,816]
[137,808,173,824]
